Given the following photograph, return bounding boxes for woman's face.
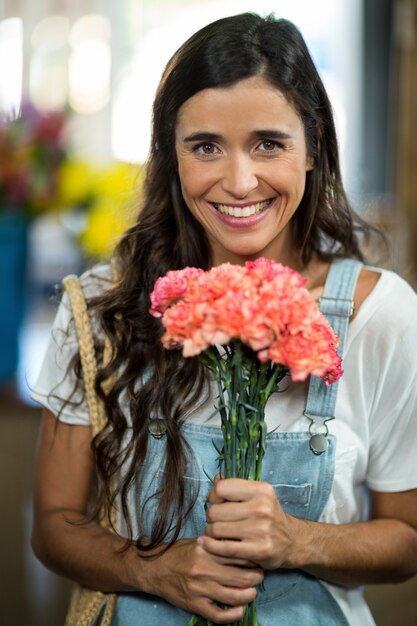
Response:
[175,75,313,267]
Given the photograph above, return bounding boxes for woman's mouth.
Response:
[211,199,273,217]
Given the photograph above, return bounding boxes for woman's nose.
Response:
[221,154,258,198]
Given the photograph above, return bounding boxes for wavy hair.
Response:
[80,13,374,551]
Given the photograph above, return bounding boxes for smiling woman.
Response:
[175,76,313,266]
[30,12,417,626]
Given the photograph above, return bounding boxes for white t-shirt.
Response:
[32,264,417,626]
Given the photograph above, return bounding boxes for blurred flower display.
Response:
[61,159,140,259]
[0,100,140,381]
[0,99,141,261]
[0,102,67,216]
[57,158,98,211]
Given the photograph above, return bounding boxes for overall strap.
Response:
[305,258,363,454]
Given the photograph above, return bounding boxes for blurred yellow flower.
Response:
[78,161,141,259]
[97,161,142,201]
[58,159,98,209]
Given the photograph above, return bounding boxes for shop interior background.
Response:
[0,1,416,624]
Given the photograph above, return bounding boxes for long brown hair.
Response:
[77,13,375,551]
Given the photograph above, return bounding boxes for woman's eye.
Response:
[258,140,281,153]
[194,143,218,156]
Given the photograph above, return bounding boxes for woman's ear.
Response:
[307,126,322,170]
[306,154,315,171]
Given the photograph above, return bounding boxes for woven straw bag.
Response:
[62,275,117,626]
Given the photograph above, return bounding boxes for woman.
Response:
[31,13,417,626]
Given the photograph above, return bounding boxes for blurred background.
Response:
[0,0,416,624]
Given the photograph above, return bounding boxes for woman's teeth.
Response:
[213,199,272,217]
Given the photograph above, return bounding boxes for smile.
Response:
[212,199,272,217]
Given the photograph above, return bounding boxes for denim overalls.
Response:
[111,259,362,626]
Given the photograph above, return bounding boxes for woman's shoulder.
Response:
[352,266,417,338]
[55,264,113,333]
[69,263,113,299]
[362,266,416,309]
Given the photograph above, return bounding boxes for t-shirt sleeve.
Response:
[366,278,417,492]
[31,288,90,425]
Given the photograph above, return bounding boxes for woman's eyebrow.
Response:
[181,129,293,143]
[182,132,221,143]
[250,129,293,140]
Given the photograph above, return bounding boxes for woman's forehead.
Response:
[176,76,303,136]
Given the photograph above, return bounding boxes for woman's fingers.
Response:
[206,519,259,541]
[214,554,260,568]
[203,477,297,570]
[205,480,279,529]
[207,477,274,504]
[208,580,258,607]
[197,599,246,625]
[190,544,263,588]
[207,474,225,505]
[152,538,262,622]
[206,501,253,523]
[183,549,259,622]
[210,562,264,589]
[198,535,254,561]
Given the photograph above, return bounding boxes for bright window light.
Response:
[0,18,23,118]
[29,16,70,112]
[69,14,111,47]
[69,14,111,114]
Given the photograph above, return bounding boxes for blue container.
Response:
[0,212,28,381]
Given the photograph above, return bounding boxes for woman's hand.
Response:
[199,476,297,571]
[146,537,264,624]
[199,476,417,587]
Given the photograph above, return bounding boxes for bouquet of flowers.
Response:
[149,257,342,625]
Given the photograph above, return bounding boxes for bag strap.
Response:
[62,274,117,534]
[62,272,119,625]
[63,275,108,437]
[62,275,118,625]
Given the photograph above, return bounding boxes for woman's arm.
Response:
[292,488,417,585]
[201,478,417,586]
[32,409,263,624]
[31,409,143,592]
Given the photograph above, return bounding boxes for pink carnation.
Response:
[149,267,204,317]
[246,257,306,288]
[149,259,343,385]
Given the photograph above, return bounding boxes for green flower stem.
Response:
[188,341,288,626]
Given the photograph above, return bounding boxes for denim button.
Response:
[309,433,328,454]
[148,418,167,438]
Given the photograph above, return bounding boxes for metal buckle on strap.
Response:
[304,412,335,455]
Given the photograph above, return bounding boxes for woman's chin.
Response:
[213,247,272,265]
